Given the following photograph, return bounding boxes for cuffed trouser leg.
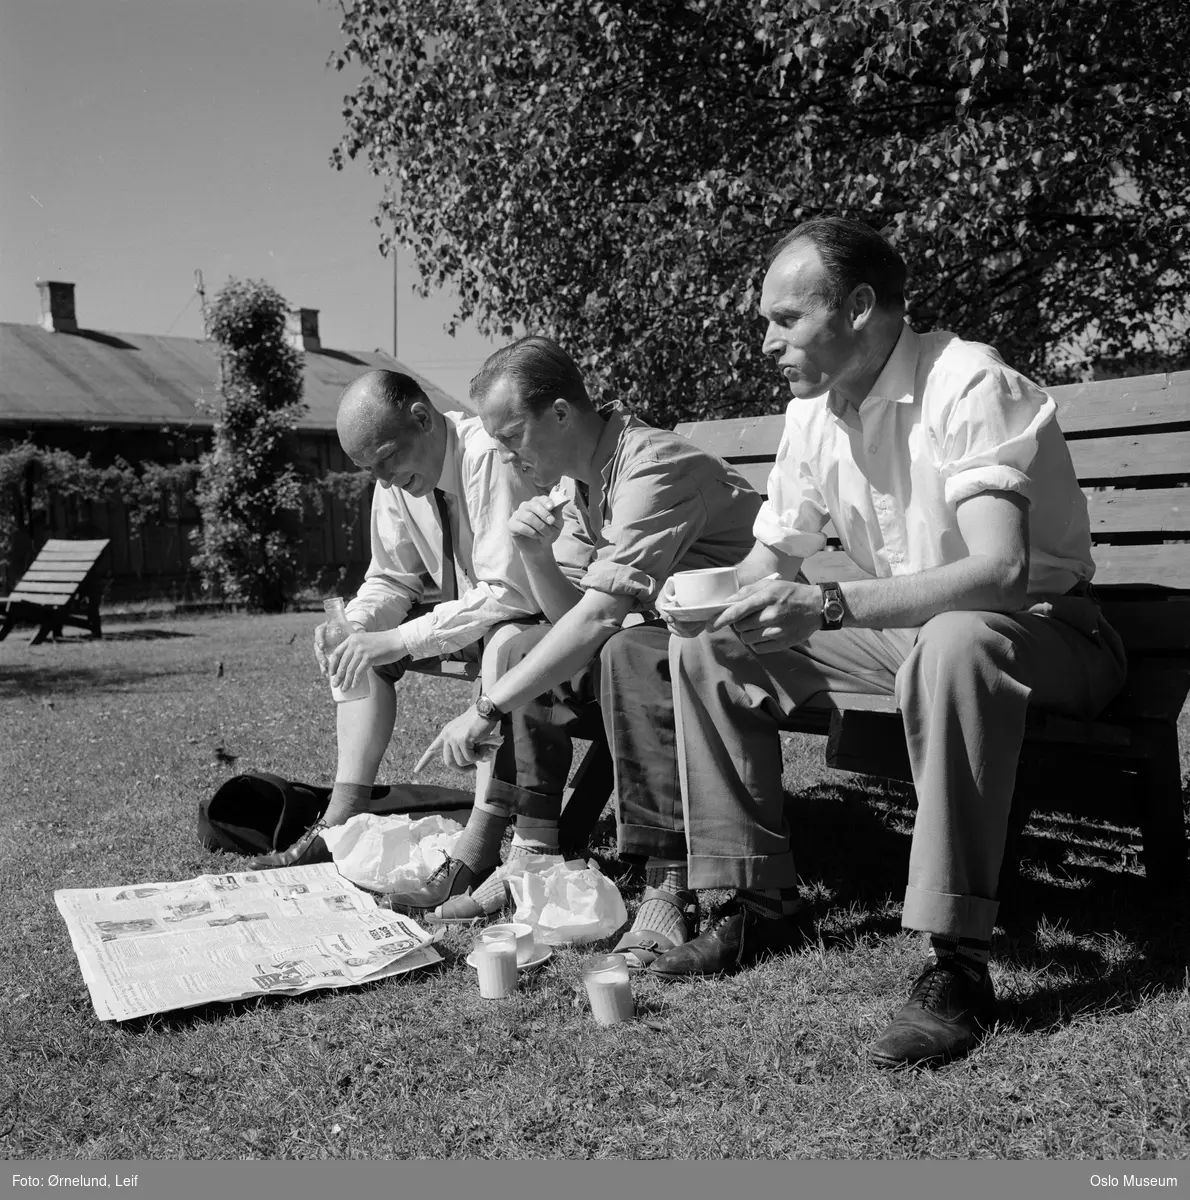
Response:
[896,608,1127,942]
[599,624,686,860]
[485,625,606,820]
[672,626,913,890]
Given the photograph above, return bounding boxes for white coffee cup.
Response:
[670,566,740,608]
[484,922,536,966]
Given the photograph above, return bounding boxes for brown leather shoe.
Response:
[869,960,997,1069]
[245,821,331,870]
[647,897,804,980]
[377,855,493,916]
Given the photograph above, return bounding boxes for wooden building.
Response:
[0,281,471,602]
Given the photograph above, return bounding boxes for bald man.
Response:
[247,370,544,870]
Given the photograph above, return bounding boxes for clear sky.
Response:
[0,0,499,402]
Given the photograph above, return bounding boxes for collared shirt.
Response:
[552,405,761,606]
[345,411,542,661]
[754,325,1095,594]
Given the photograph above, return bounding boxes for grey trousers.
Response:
[604,601,1127,941]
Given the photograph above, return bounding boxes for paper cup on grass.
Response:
[581,952,634,1026]
[484,922,536,966]
[474,930,518,998]
[670,566,739,608]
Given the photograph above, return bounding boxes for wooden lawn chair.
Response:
[0,538,111,645]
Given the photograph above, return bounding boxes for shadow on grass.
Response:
[574,774,1189,1031]
[0,662,204,697]
[100,629,196,642]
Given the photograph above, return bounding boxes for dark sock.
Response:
[452,806,510,873]
[737,886,803,919]
[322,782,375,827]
[929,935,990,982]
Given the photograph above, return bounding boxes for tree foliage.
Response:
[332,0,1189,427]
[193,278,308,612]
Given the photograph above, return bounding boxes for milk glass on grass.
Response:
[581,953,634,1026]
[474,929,519,999]
[322,597,371,703]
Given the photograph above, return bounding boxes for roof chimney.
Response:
[285,307,321,352]
[37,280,78,333]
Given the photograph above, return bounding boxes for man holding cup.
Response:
[388,336,760,942]
[608,217,1127,1068]
[247,369,544,869]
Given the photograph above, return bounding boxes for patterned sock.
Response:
[644,858,687,893]
[509,816,560,856]
[322,782,375,827]
[928,935,991,983]
[627,859,691,948]
[452,806,510,873]
[736,886,803,919]
[466,872,512,915]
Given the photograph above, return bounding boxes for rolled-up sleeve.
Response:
[551,499,596,586]
[396,448,542,662]
[934,369,1055,507]
[344,486,425,631]
[580,459,709,604]
[753,416,830,558]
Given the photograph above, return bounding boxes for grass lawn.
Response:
[2,609,1188,1161]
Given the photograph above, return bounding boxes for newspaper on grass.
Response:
[54,862,440,1022]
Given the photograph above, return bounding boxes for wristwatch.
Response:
[820,582,845,631]
[475,694,505,722]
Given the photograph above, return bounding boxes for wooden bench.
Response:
[673,369,1190,895]
[0,538,111,646]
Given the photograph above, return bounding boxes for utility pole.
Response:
[195,269,208,336]
[392,251,399,360]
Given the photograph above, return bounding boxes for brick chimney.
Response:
[37,280,78,333]
[285,307,321,352]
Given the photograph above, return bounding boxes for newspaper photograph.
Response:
[54,862,441,1021]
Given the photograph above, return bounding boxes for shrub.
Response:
[192,279,308,612]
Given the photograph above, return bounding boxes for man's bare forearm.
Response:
[839,555,1028,629]
[521,549,586,623]
[486,593,633,712]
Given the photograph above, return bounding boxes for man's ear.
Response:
[409,399,435,433]
[849,283,878,332]
[552,398,572,427]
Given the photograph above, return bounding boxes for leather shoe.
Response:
[246,821,331,870]
[869,960,997,1069]
[377,855,493,916]
[647,897,805,980]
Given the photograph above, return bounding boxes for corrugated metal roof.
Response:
[0,322,471,431]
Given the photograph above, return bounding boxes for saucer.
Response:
[655,595,734,623]
[465,945,553,972]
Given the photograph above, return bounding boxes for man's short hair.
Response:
[369,369,428,416]
[470,336,591,416]
[767,217,907,310]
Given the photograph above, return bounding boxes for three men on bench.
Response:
[273,217,1127,1071]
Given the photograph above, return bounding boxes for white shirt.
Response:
[345,411,542,661]
[754,326,1095,595]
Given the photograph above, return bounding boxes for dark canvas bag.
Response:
[197,771,473,854]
